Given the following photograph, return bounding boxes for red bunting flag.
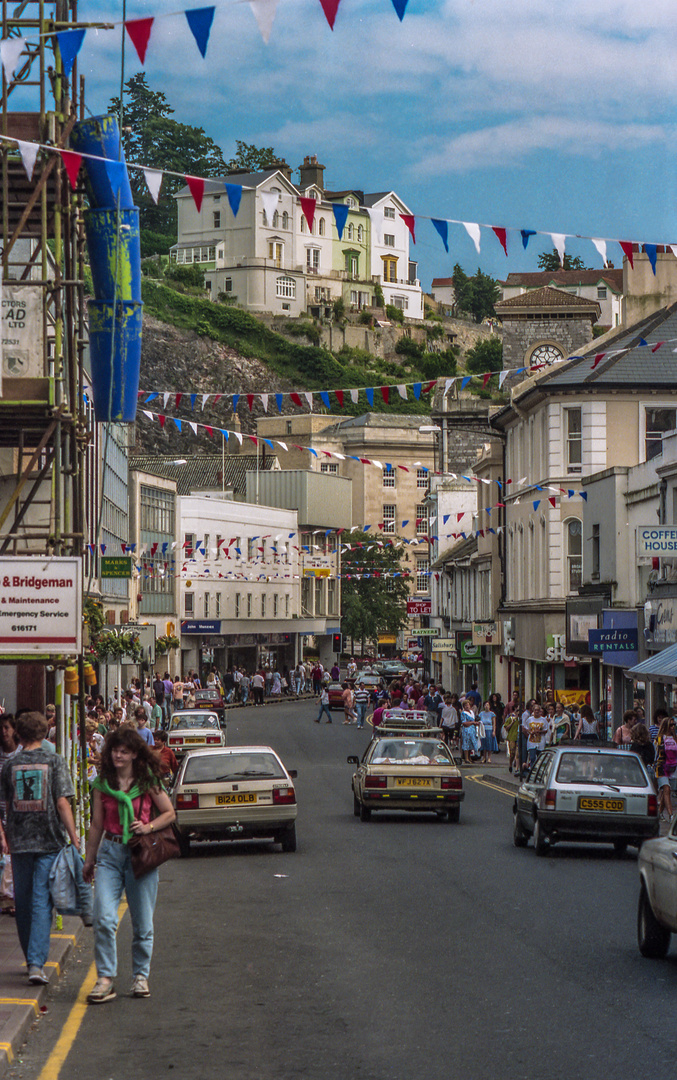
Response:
[619,241,634,269]
[59,150,82,189]
[248,435,258,445]
[158,414,166,429]
[175,393,182,408]
[300,197,316,231]
[482,372,492,388]
[125,17,154,62]
[213,394,222,405]
[652,342,665,352]
[186,175,205,212]
[381,386,390,404]
[360,458,372,465]
[290,392,303,407]
[247,394,254,410]
[424,381,436,393]
[205,425,213,437]
[322,450,332,457]
[548,497,557,508]
[318,0,341,28]
[457,513,465,521]
[492,227,508,256]
[591,353,606,370]
[400,214,416,243]
[335,389,344,407]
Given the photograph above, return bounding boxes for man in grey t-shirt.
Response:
[1,712,78,986]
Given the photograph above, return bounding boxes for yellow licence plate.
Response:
[184,738,203,744]
[216,793,258,805]
[578,797,625,812]
[395,778,433,788]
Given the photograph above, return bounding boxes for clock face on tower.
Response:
[529,343,564,366]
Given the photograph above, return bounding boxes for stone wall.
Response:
[501,315,595,369]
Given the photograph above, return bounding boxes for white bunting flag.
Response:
[201,394,210,410]
[350,388,359,404]
[1,37,27,83]
[189,422,198,435]
[670,246,677,260]
[277,440,288,452]
[162,393,170,408]
[143,168,163,205]
[462,221,481,255]
[233,431,243,445]
[371,460,383,469]
[333,452,345,460]
[591,238,608,267]
[261,190,279,225]
[248,0,278,43]
[499,370,509,389]
[260,393,268,413]
[142,410,153,420]
[551,233,566,266]
[397,384,408,399]
[304,391,313,411]
[16,139,38,181]
[367,208,382,245]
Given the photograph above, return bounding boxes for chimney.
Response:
[298,154,325,192]
[272,159,293,182]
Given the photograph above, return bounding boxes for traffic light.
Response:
[332,632,343,654]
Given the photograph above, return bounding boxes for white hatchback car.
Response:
[171,745,298,855]
[638,816,677,957]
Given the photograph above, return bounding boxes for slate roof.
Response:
[129,454,278,496]
[432,278,455,288]
[329,413,431,432]
[174,170,286,198]
[495,286,600,313]
[501,269,624,292]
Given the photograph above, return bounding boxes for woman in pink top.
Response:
[83,728,174,1004]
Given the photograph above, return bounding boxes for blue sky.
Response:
[75,0,677,288]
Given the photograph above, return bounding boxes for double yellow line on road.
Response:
[466,773,516,798]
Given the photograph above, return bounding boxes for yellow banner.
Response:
[555,689,589,708]
[304,568,331,577]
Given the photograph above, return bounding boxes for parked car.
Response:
[348,734,464,822]
[166,711,226,758]
[193,687,226,725]
[171,745,298,856]
[637,815,677,957]
[513,746,659,856]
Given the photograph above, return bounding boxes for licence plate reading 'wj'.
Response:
[578,797,624,812]
[216,793,257,805]
[395,778,432,788]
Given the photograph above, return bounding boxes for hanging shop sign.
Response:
[460,640,483,664]
[0,556,82,654]
[588,628,639,653]
[430,638,457,652]
[637,526,677,558]
[472,622,501,646]
[644,598,677,645]
[101,556,132,578]
[407,599,431,616]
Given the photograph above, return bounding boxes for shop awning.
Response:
[627,642,677,681]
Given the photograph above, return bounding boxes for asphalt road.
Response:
[9,697,677,1080]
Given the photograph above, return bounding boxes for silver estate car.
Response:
[637,815,677,958]
[513,746,659,855]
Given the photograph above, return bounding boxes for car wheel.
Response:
[638,883,671,958]
[446,805,460,823]
[613,840,628,857]
[533,817,548,856]
[513,812,528,848]
[178,832,191,858]
[359,802,371,821]
[280,824,297,852]
[353,794,361,817]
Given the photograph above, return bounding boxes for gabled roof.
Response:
[495,286,600,313]
[432,278,455,288]
[501,269,624,293]
[323,189,366,205]
[362,191,412,215]
[129,454,278,496]
[175,169,296,199]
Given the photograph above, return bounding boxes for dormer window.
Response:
[384,206,395,219]
[346,197,356,208]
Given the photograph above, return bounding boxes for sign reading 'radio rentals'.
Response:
[0,557,82,654]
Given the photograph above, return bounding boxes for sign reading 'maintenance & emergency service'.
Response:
[0,557,82,653]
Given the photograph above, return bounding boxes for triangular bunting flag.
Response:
[304,392,313,411]
[551,233,566,266]
[620,241,634,269]
[261,189,279,225]
[350,388,359,404]
[247,393,254,411]
[318,0,341,29]
[300,197,316,231]
[320,391,330,409]
[124,17,154,63]
[335,389,344,407]
[275,393,283,412]
[185,7,215,58]
[260,393,268,412]
[290,392,302,407]
[482,372,492,388]
[365,388,374,407]
[232,393,240,411]
[400,214,415,243]
[591,353,605,370]
[186,175,205,212]
[16,139,38,181]
[412,383,421,400]
[548,497,557,508]
[105,160,127,203]
[499,370,509,389]
[533,500,540,511]
[332,203,349,240]
[249,0,278,43]
[1,36,26,83]
[492,227,508,256]
[397,384,407,399]
[592,238,608,266]
[143,168,162,204]
[56,28,85,77]
[381,386,389,404]
[431,219,448,253]
[461,376,472,390]
[644,244,657,275]
[59,150,82,189]
[521,229,536,249]
[224,182,243,217]
[462,222,481,254]
[652,342,665,353]
[390,0,408,19]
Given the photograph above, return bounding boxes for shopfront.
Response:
[513,610,591,705]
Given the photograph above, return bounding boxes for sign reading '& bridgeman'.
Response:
[637,526,677,556]
[0,557,82,653]
[588,628,639,653]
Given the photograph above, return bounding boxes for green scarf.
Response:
[92,777,144,843]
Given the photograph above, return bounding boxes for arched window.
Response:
[276,276,296,299]
[565,518,582,593]
[347,223,354,240]
[357,224,364,242]
[272,210,279,228]
[318,217,325,236]
[301,216,307,233]
[282,211,289,229]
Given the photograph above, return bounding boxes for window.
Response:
[315,577,325,615]
[285,594,290,618]
[392,294,408,310]
[235,593,241,618]
[184,532,195,557]
[597,286,607,299]
[261,539,267,561]
[382,257,397,282]
[286,421,293,435]
[357,224,364,242]
[565,407,582,473]
[566,519,582,593]
[306,248,320,273]
[276,276,295,299]
[225,277,233,292]
[185,592,194,616]
[318,217,325,235]
[321,462,338,474]
[383,466,395,488]
[382,505,395,533]
[346,253,359,277]
[204,593,210,619]
[261,594,266,618]
[204,533,210,556]
[416,468,428,489]
[272,210,279,227]
[350,290,358,305]
[416,559,429,593]
[248,537,256,561]
[215,535,222,559]
[140,486,175,533]
[347,223,354,240]
[301,216,307,233]
[273,594,278,617]
[645,407,677,461]
[213,211,221,228]
[592,523,600,579]
[384,233,396,247]
[327,578,337,615]
[247,593,252,618]
[416,504,428,535]
[215,593,221,617]
[268,241,283,267]
[384,206,395,219]
[346,197,356,208]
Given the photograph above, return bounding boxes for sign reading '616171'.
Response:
[0,557,82,654]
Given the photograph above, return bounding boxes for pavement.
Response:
[0,911,84,1077]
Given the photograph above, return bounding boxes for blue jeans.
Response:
[12,851,59,968]
[355,703,367,728]
[93,838,158,979]
[317,703,332,722]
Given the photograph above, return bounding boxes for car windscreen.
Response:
[169,714,219,730]
[196,691,219,699]
[182,752,286,783]
[555,752,647,788]
[370,739,452,765]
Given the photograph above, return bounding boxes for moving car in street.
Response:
[172,745,298,855]
[193,687,226,725]
[637,815,677,958]
[327,681,345,710]
[167,711,226,758]
[512,745,659,856]
[348,734,464,822]
[376,709,432,734]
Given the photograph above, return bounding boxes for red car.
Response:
[193,688,226,724]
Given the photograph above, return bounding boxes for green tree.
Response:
[464,336,503,374]
[226,141,279,172]
[452,262,471,313]
[109,74,228,254]
[340,536,411,654]
[452,265,500,323]
[537,248,591,272]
